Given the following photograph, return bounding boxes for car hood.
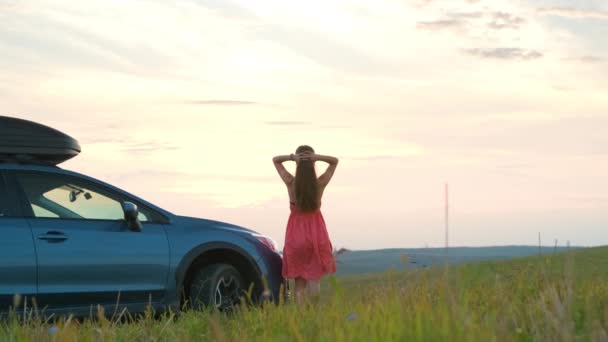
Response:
[173,215,259,235]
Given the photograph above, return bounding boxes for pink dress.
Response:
[282,202,336,280]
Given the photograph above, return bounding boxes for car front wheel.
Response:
[189,263,244,311]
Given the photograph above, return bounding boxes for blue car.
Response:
[0,116,284,317]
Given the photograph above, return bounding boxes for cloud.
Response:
[416,12,481,32]
[408,0,434,8]
[120,141,180,154]
[487,12,525,30]
[537,8,608,20]
[79,129,181,154]
[448,12,484,19]
[251,25,394,77]
[569,197,608,204]
[418,11,524,33]
[194,1,394,77]
[184,100,261,106]
[193,0,258,21]
[563,56,606,64]
[264,121,312,126]
[417,19,465,31]
[464,48,543,60]
[494,163,533,170]
[0,1,22,13]
[0,12,177,78]
[552,85,576,92]
[409,0,480,7]
[110,170,275,183]
[346,155,416,161]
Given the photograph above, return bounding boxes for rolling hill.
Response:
[334,245,578,275]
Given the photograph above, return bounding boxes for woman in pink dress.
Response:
[273,145,338,303]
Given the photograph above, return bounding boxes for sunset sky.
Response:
[2,0,607,249]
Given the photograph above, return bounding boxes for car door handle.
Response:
[37,231,68,242]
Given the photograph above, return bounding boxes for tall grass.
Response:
[2,247,607,341]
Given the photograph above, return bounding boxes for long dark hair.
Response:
[294,145,319,212]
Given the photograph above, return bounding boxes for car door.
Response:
[12,170,170,310]
[0,171,37,312]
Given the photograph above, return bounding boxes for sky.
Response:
[1,0,607,250]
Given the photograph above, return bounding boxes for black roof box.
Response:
[0,116,81,165]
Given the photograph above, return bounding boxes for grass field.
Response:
[2,246,607,341]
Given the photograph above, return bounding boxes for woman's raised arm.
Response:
[314,154,339,187]
[273,154,295,185]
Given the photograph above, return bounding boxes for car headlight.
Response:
[252,233,279,253]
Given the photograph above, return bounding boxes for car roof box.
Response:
[0,116,81,165]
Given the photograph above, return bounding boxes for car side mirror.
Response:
[123,201,142,232]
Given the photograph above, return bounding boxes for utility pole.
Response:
[445,183,449,257]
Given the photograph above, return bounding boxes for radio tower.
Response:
[445,183,449,257]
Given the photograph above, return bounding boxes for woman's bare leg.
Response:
[307,280,321,303]
[294,278,307,304]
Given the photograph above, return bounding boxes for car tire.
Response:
[189,263,244,311]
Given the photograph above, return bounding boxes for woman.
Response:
[272,145,338,303]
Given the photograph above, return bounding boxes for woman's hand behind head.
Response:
[295,151,313,162]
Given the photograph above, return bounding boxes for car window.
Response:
[0,175,11,217]
[32,204,59,218]
[16,172,153,222]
